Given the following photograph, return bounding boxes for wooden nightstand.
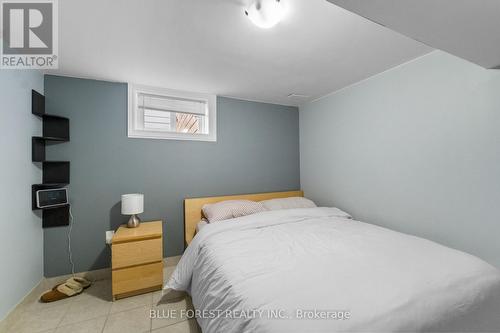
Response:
[111,221,163,300]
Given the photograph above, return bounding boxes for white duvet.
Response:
[166,208,500,332]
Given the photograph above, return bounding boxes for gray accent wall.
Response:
[44,75,300,277]
[300,51,500,268]
[0,71,43,320]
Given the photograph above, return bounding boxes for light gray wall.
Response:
[300,51,500,268]
[44,75,300,277]
[0,71,43,320]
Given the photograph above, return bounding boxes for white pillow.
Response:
[202,200,266,222]
[260,197,316,211]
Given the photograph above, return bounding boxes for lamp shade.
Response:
[121,194,144,215]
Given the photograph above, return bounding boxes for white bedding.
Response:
[166,208,500,332]
[195,219,208,233]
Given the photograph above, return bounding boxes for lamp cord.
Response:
[68,205,76,277]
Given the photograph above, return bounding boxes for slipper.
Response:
[50,277,92,292]
[67,277,92,289]
[40,280,83,303]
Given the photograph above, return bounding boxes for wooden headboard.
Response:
[184,190,303,246]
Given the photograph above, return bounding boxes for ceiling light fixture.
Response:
[245,0,287,29]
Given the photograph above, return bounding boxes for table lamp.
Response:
[121,193,144,228]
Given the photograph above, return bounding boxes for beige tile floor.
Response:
[1,264,200,333]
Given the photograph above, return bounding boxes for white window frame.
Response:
[128,84,217,142]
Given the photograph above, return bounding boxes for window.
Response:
[128,84,216,141]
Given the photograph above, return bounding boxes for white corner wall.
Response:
[300,51,500,268]
[0,70,44,320]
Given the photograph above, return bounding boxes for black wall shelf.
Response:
[31,89,71,228]
[43,161,70,184]
[32,90,45,115]
[32,184,69,210]
[32,137,69,162]
[32,90,70,140]
[33,136,69,142]
[32,137,46,162]
[42,117,70,140]
[43,205,70,228]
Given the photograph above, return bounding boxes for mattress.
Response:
[166,207,500,332]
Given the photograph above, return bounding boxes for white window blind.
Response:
[139,94,208,116]
[143,109,173,130]
[128,84,217,141]
[138,93,208,131]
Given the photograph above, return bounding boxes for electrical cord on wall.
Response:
[68,206,96,284]
[68,205,76,277]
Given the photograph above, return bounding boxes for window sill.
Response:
[127,130,217,142]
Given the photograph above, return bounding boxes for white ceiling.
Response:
[328,0,500,69]
[49,0,431,106]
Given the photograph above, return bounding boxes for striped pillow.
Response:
[202,200,266,223]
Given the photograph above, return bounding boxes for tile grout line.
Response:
[150,292,154,332]
[101,293,114,333]
[152,318,189,332]
[55,292,154,330]
[100,315,108,333]
[5,264,179,332]
[53,297,73,330]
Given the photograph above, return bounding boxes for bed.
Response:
[167,191,500,332]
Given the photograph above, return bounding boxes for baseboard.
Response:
[42,255,182,288]
[42,266,111,290]
[0,255,182,330]
[0,277,43,328]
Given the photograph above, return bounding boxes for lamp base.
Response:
[127,214,141,228]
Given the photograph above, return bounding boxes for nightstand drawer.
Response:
[112,261,163,296]
[112,237,162,269]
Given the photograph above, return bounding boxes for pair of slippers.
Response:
[40,277,92,303]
